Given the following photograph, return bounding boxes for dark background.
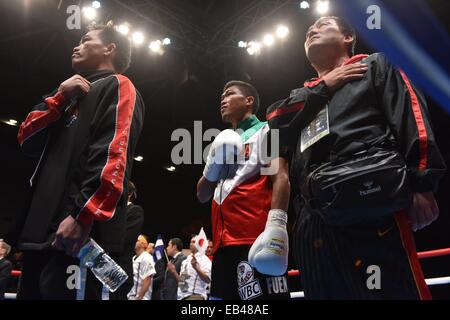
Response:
[0,0,449,298]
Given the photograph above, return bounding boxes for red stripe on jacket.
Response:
[399,70,428,170]
[266,102,305,121]
[17,92,67,145]
[77,75,137,224]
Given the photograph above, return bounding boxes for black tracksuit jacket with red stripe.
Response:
[17,70,145,252]
[266,53,446,203]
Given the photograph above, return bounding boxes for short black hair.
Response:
[223,80,260,114]
[169,238,183,251]
[313,16,356,56]
[88,21,132,73]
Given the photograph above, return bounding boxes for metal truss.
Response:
[0,0,299,74]
[110,0,297,68]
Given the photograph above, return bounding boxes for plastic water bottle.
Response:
[78,238,128,292]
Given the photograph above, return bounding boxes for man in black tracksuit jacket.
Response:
[16,22,145,299]
[266,16,446,299]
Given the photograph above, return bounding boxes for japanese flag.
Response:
[195,227,208,255]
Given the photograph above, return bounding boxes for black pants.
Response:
[18,250,105,300]
[210,245,289,300]
[293,207,431,300]
[110,203,144,300]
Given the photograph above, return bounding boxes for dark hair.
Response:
[169,238,183,251]
[223,80,260,114]
[313,16,356,56]
[88,21,132,73]
[127,180,137,202]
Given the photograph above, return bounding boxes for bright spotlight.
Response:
[263,34,274,46]
[162,38,171,45]
[247,41,261,55]
[92,1,101,9]
[276,25,289,38]
[238,41,247,48]
[149,40,161,52]
[117,24,129,35]
[316,0,329,14]
[132,32,144,45]
[149,40,165,55]
[300,1,310,9]
[165,166,176,172]
[82,6,97,20]
[3,119,18,126]
[134,156,144,162]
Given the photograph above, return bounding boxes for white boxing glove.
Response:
[248,209,288,276]
[203,129,243,182]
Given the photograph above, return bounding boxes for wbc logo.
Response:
[237,261,262,300]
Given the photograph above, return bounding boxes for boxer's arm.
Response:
[269,157,290,211]
[196,176,217,203]
[248,157,290,276]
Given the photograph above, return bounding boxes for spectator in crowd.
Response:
[0,240,12,300]
[176,235,212,300]
[127,235,156,300]
[146,242,155,255]
[163,238,186,300]
[206,239,213,261]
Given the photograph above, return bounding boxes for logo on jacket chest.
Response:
[300,105,330,152]
[65,105,80,127]
[243,143,252,161]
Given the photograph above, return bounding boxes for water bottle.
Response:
[78,238,128,292]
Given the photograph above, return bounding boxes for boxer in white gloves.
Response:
[202,129,243,182]
[197,80,290,300]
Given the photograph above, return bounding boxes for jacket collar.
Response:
[304,54,369,87]
[79,69,116,82]
[236,114,260,132]
[171,251,182,261]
